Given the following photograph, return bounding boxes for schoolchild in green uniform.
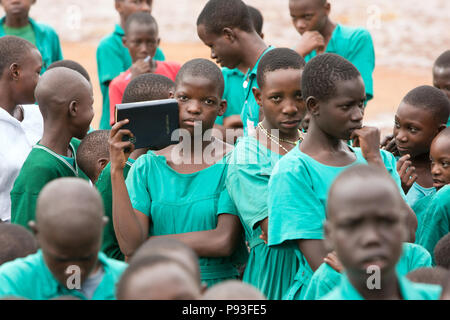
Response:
[433,50,450,126]
[226,48,306,299]
[77,130,110,184]
[97,73,175,261]
[267,53,417,299]
[11,67,93,228]
[109,59,246,286]
[322,165,441,300]
[196,0,272,135]
[0,178,127,300]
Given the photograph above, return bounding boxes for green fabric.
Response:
[322,274,441,300]
[10,138,89,229]
[125,151,245,286]
[96,159,135,261]
[2,23,36,46]
[268,146,404,300]
[240,46,275,135]
[0,17,63,73]
[304,24,375,101]
[96,24,165,130]
[303,242,432,300]
[406,182,436,209]
[0,250,127,300]
[415,185,450,264]
[215,67,245,126]
[226,136,299,299]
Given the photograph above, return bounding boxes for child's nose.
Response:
[186,101,202,114]
[140,2,152,12]
[431,163,441,176]
[282,99,298,115]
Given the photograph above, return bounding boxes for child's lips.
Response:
[433,179,445,188]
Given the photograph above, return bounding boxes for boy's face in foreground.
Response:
[0,0,35,18]
[124,22,159,63]
[289,0,329,35]
[116,0,152,21]
[433,66,450,99]
[14,48,42,105]
[430,134,450,190]
[326,178,406,277]
[394,102,439,158]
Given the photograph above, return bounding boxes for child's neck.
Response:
[239,32,268,71]
[4,15,30,28]
[348,269,403,300]
[411,152,434,188]
[0,85,22,120]
[40,123,74,157]
[319,18,337,44]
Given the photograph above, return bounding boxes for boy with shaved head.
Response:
[0,178,127,300]
[11,67,93,229]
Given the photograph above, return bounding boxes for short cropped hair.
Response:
[46,60,91,82]
[302,53,361,102]
[0,36,36,77]
[196,0,254,35]
[434,50,450,69]
[124,12,158,34]
[247,5,263,35]
[122,74,175,103]
[434,233,450,269]
[406,267,449,286]
[256,48,306,88]
[175,58,224,97]
[0,224,38,265]
[77,130,110,181]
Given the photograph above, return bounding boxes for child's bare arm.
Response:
[297,239,329,272]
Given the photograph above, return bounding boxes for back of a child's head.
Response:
[197,0,254,35]
[202,280,266,300]
[122,73,175,103]
[77,130,111,183]
[124,11,158,35]
[0,35,37,78]
[434,50,450,70]
[0,224,38,266]
[256,48,306,88]
[434,233,450,269]
[46,60,91,83]
[247,5,264,36]
[406,267,449,286]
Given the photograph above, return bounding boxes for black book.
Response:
[115,98,180,150]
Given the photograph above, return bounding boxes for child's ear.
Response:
[222,27,236,42]
[157,37,161,47]
[253,87,262,107]
[437,123,447,133]
[323,221,334,252]
[28,221,38,235]
[306,96,319,116]
[218,99,227,117]
[9,63,20,81]
[259,32,265,40]
[168,91,175,99]
[68,100,78,118]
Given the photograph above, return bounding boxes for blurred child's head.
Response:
[254,48,306,135]
[29,178,107,288]
[247,5,264,39]
[202,280,266,300]
[325,165,407,279]
[434,233,450,269]
[289,0,330,36]
[174,58,226,136]
[116,255,201,300]
[47,60,91,83]
[197,0,256,69]
[0,35,42,105]
[77,130,111,184]
[115,0,152,22]
[406,267,449,286]
[122,73,175,103]
[433,50,450,100]
[302,53,364,140]
[430,127,450,190]
[0,0,35,20]
[0,224,38,266]
[394,86,449,158]
[35,67,94,140]
[123,12,160,63]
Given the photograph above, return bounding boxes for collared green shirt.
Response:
[96,24,165,130]
[322,274,442,300]
[0,17,63,73]
[2,23,36,46]
[216,67,245,126]
[0,250,127,300]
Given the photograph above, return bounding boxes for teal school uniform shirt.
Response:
[268,145,404,300]
[0,250,127,300]
[241,46,275,135]
[304,24,375,102]
[2,23,36,45]
[226,136,299,300]
[125,151,247,287]
[216,68,245,126]
[96,159,135,261]
[10,138,89,229]
[0,17,63,73]
[406,182,436,208]
[303,242,432,300]
[96,24,165,130]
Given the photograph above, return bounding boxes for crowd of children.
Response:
[0,0,449,300]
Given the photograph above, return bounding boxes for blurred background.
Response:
[2,0,449,134]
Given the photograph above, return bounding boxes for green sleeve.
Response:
[96,41,126,86]
[125,156,151,215]
[380,150,407,201]
[303,263,342,300]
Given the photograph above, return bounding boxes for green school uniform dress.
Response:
[96,24,165,130]
[406,182,436,209]
[303,242,432,300]
[10,138,89,229]
[0,250,127,300]
[0,17,63,73]
[215,67,245,126]
[304,24,375,102]
[240,46,275,135]
[96,159,135,261]
[226,136,299,300]
[415,185,450,264]
[268,145,404,300]
[125,151,247,287]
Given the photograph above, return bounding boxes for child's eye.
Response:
[442,162,450,168]
[409,127,419,133]
[270,96,282,103]
[205,99,215,105]
[177,95,188,102]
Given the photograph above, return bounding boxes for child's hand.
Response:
[295,31,325,57]
[324,251,344,273]
[109,119,135,172]
[259,229,268,244]
[130,58,153,79]
[351,126,383,165]
[381,133,399,156]
[397,154,417,193]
